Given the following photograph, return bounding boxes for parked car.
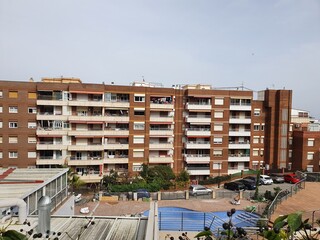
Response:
[260,175,273,185]
[284,174,300,184]
[224,181,246,191]
[189,185,213,196]
[269,173,285,183]
[238,179,256,190]
[243,176,263,185]
[135,189,151,199]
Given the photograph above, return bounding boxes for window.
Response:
[260,149,264,156]
[260,137,264,144]
[0,91,2,98]
[307,152,314,160]
[133,163,143,171]
[254,124,260,131]
[28,137,37,143]
[0,136,2,143]
[307,138,314,147]
[252,149,259,156]
[134,122,145,130]
[213,137,223,144]
[0,106,2,113]
[214,111,223,118]
[0,121,2,128]
[9,136,18,143]
[213,150,223,156]
[133,136,144,144]
[28,92,37,99]
[213,163,222,169]
[261,124,265,131]
[134,95,145,102]
[215,98,224,105]
[289,137,292,145]
[134,110,145,116]
[28,152,37,158]
[214,124,223,131]
[9,91,18,98]
[28,107,37,114]
[28,122,37,129]
[133,149,144,158]
[9,106,18,113]
[253,137,259,144]
[9,122,18,128]
[254,109,261,116]
[289,150,292,158]
[9,151,18,158]
[0,152,2,158]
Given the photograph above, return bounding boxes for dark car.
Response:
[135,189,150,199]
[238,179,256,190]
[224,181,246,191]
[269,173,285,183]
[243,176,263,185]
[284,174,300,184]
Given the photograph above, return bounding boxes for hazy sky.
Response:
[1,1,320,118]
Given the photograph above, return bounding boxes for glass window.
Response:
[0,152,2,158]
[213,150,223,156]
[134,122,145,130]
[254,124,260,131]
[28,92,37,99]
[134,110,145,116]
[133,164,143,171]
[133,150,144,158]
[214,124,223,131]
[0,136,2,143]
[9,106,18,113]
[254,109,260,116]
[213,137,223,144]
[133,136,144,144]
[253,137,259,144]
[0,121,2,128]
[28,107,37,114]
[0,106,2,113]
[307,152,314,160]
[28,137,37,143]
[9,91,18,98]
[9,151,18,158]
[307,139,314,147]
[134,96,145,102]
[28,122,37,129]
[213,163,222,169]
[252,149,259,156]
[9,122,18,128]
[28,152,37,158]
[9,136,18,143]
[0,91,3,98]
[214,98,224,105]
[214,111,223,118]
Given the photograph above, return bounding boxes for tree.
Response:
[68,171,85,193]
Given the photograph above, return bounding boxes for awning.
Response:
[87,122,104,124]
[74,136,103,138]
[69,90,104,94]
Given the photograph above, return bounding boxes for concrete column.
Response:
[185,190,189,200]
[157,192,161,201]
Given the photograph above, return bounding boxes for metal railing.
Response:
[267,179,306,219]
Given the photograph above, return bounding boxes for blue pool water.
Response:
[143,207,260,232]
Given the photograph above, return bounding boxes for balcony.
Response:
[68,130,104,137]
[185,142,210,149]
[186,167,210,176]
[69,115,104,122]
[68,145,104,151]
[227,167,249,175]
[104,143,129,150]
[104,129,129,136]
[149,156,173,164]
[37,113,68,121]
[149,116,174,123]
[104,101,130,108]
[149,129,173,136]
[185,115,211,124]
[68,157,104,166]
[36,157,64,165]
[149,143,173,150]
[184,154,210,164]
[185,128,211,137]
[230,103,251,111]
[228,154,250,162]
[228,142,251,149]
[104,115,129,123]
[103,156,129,164]
[36,143,67,150]
[69,99,105,107]
[37,128,68,136]
[186,102,211,111]
[229,116,251,124]
[228,129,251,137]
[150,103,174,110]
[37,99,67,106]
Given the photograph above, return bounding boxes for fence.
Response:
[266,179,306,219]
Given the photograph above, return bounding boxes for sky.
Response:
[1,0,320,118]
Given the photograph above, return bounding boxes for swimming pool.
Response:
[143,207,260,232]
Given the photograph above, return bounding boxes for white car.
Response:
[189,185,213,196]
[260,175,273,185]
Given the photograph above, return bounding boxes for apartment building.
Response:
[0,78,292,183]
